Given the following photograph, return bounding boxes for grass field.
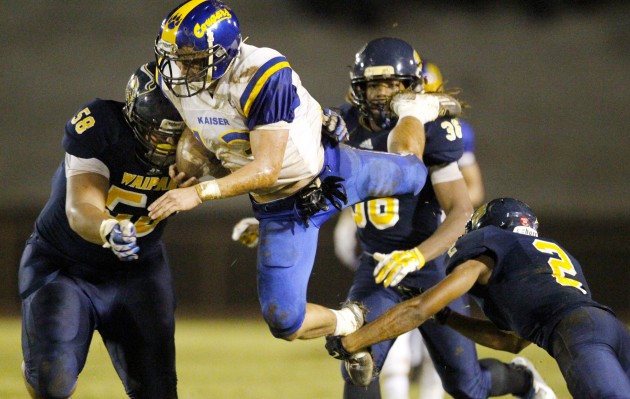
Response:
[0,316,572,398]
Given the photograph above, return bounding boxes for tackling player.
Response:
[147,0,459,358]
[328,198,629,398]
[19,62,186,398]
[332,38,554,399]
[374,59,486,399]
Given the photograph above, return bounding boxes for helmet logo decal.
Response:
[194,9,232,38]
[167,13,183,30]
[470,203,487,227]
[520,216,531,227]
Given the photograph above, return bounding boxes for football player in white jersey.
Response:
[148,1,455,360]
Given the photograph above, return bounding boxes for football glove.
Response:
[99,219,139,261]
[373,248,425,287]
[322,108,349,142]
[231,217,260,248]
[325,335,353,360]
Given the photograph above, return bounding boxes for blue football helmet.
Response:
[154,0,242,97]
[421,60,444,93]
[350,37,423,129]
[465,198,539,236]
[124,62,185,174]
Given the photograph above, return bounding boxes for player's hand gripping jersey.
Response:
[158,43,324,198]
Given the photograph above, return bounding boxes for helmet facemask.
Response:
[351,76,415,130]
[154,3,242,99]
[155,36,229,98]
[124,62,185,174]
[126,110,184,174]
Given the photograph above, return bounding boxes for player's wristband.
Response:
[412,248,426,270]
[99,219,118,247]
[195,180,221,201]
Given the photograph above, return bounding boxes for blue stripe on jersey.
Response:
[239,57,299,130]
[220,131,250,143]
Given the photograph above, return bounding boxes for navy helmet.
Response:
[350,37,423,129]
[155,0,242,97]
[124,62,185,174]
[465,198,539,236]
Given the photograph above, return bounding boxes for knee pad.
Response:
[261,302,305,339]
[23,357,77,399]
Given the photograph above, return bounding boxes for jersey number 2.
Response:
[532,239,587,294]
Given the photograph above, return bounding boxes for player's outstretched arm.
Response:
[340,258,488,353]
[440,310,531,354]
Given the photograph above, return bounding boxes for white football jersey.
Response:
[160,43,324,197]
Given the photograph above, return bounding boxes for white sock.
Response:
[332,307,361,336]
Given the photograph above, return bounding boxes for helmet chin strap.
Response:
[368,104,395,130]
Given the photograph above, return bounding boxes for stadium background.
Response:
[1,0,629,321]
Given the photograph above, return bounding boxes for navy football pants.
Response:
[20,235,177,399]
[550,306,630,398]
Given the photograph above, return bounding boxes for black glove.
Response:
[433,306,453,325]
[296,175,347,226]
[395,284,424,300]
[321,175,347,211]
[325,335,353,360]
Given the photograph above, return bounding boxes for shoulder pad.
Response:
[423,117,465,166]
[62,99,125,159]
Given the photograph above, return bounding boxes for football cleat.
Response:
[511,357,557,399]
[344,350,375,387]
[431,93,462,118]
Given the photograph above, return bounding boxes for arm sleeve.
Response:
[239,57,299,130]
[64,154,110,179]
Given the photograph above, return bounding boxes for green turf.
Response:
[1,317,572,398]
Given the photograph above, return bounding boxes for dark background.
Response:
[1,1,629,318]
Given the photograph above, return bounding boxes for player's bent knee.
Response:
[262,304,305,340]
[25,357,79,399]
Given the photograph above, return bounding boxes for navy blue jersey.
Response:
[445,226,610,350]
[340,105,464,254]
[459,118,476,154]
[34,99,177,267]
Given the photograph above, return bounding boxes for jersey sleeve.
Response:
[62,99,123,159]
[239,56,300,131]
[460,118,476,154]
[423,117,465,166]
[445,227,509,274]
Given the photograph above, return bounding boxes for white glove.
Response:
[373,248,425,287]
[231,217,260,248]
[99,219,139,261]
[390,92,440,125]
